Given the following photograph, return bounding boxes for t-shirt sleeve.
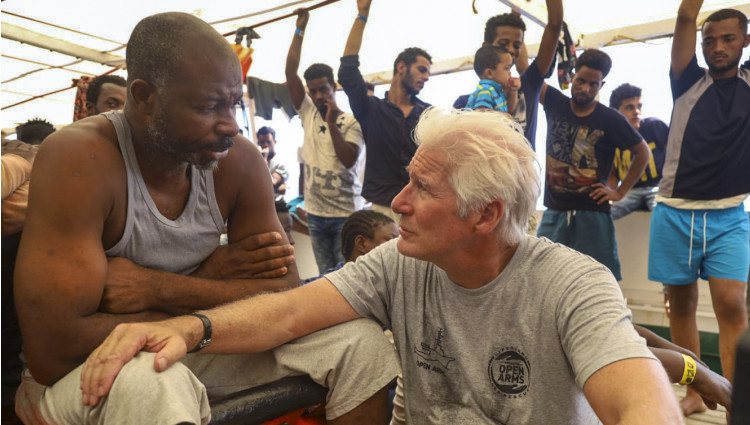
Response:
[1,154,31,199]
[453,94,469,109]
[269,159,289,183]
[670,54,705,100]
[325,240,399,329]
[542,84,566,112]
[343,117,364,148]
[297,93,315,120]
[521,57,545,98]
[608,110,643,150]
[652,119,670,149]
[555,266,654,389]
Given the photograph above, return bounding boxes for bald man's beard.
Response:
[145,110,233,170]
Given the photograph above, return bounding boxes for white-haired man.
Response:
[81,109,682,424]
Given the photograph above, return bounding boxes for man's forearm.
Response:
[507,92,519,115]
[616,143,650,196]
[154,266,300,315]
[535,0,563,76]
[678,0,703,22]
[284,27,306,105]
[343,8,368,56]
[189,279,358,354]
[285,29,303,78]
[327,118,358,168]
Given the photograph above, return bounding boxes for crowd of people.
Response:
[2,0,749,423]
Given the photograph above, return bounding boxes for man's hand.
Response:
[691,366,733,410]
[358,0,372,14]
[80,318,196,407]
[100,257,156,314]
[590,182,624,205]
[324,98,341,124]
[192,231,294,280]
[295,8,309,30]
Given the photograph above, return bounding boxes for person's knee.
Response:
[339,319,395,357]
[110,352,196,398]
[711,286,748,323]
[667,285,699,315]
[105,353,208,422]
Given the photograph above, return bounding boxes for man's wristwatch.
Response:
[187,313,212,353]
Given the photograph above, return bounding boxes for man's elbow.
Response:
[23,335,81,386]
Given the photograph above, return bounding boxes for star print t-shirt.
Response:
[298,94,365,217]
[542,86,642,212]
[326,237,653,424]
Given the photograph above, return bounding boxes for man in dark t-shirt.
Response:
[453,0,562,148]
[537,49,649,281]
[607,83,669,220]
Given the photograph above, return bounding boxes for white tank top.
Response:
[104,111,225,274]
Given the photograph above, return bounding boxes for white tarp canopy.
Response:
[2,0,749,130]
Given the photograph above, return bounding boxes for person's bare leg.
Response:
[328,386,390,425]
[707,277,748,382]
[668,282,707,415]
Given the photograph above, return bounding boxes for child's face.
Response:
[488,53,513,86]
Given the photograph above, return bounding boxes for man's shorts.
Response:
[537,209,621,280]
[648,203,749,285]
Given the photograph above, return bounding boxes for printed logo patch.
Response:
[488,347,530,398]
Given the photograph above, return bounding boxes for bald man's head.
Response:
[126,12,237,91]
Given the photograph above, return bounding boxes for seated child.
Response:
[465,45,520,114]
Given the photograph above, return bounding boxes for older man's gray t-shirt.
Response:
[326,236,653,424]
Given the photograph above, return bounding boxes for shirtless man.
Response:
[14,12,398,424]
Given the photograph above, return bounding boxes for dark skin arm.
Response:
[607,165,619,190]
[100,136,300,316]
[534,0,564,77]
[285,9,309,111]
[324,98,360,168]
[343,0,370,56]
[672,0,703,79]
[648,347,732,410]
[590,141,650,204]
[14,124,169,386]
[634,325,732,409]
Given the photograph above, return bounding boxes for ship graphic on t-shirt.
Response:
[415,327,455,372]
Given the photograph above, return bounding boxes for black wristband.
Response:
[187,313,212,353]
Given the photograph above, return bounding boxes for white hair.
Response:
[413,108,540,245]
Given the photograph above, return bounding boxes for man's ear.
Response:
[743,34,750,48]
[85,101,95,115]
[128,79,158,117]
[396,60,407,76]
[474,199,504,235]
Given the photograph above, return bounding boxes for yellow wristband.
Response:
[679,354,697,385]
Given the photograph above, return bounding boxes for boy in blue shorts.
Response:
[465,45,520,115]
[649,1,750,416]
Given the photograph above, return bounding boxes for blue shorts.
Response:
[648,203,749,285]
[537,209,621,280]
